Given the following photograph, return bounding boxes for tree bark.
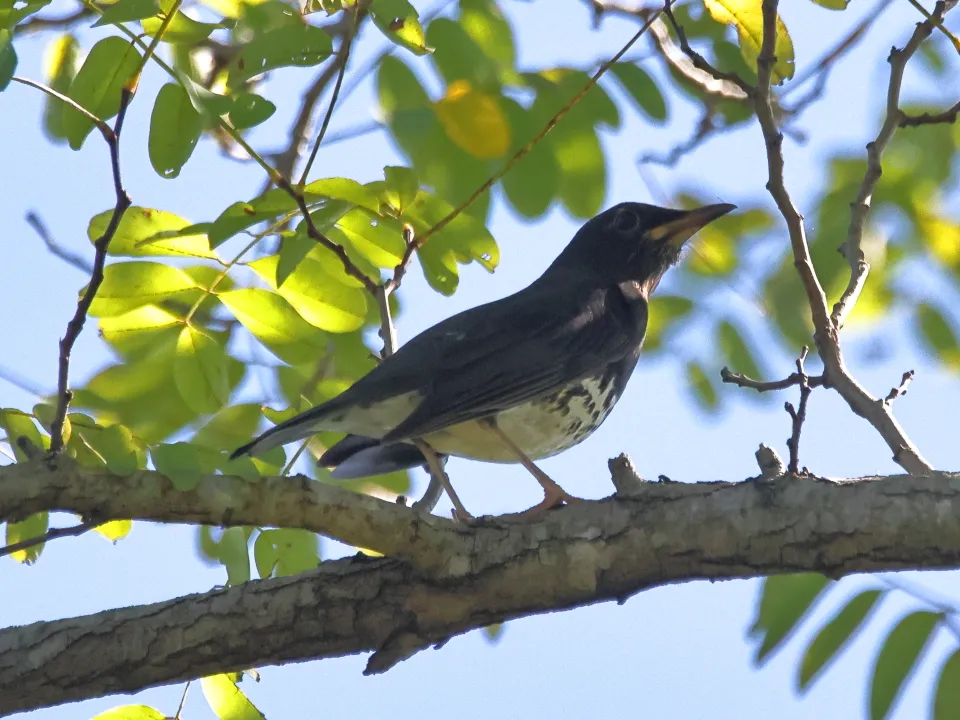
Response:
[2,456,959,715]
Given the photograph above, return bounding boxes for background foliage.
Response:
[2,0,960,718]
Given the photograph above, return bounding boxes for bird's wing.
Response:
[380,283,647,442]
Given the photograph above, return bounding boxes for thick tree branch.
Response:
[832,0,954,330]
[3,457,960,714]
[899,100,960,127]
[752,0,932,475]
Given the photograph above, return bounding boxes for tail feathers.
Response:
[322,434,447,480]
[229,410,328,460]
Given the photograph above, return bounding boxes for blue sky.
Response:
[3,0,960,718]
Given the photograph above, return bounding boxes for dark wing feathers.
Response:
[381,283,646,442]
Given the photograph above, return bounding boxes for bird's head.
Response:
[544,201,736,296]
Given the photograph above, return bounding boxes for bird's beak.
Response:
[647,203,737,246]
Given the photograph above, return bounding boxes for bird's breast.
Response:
[424,370,622,462]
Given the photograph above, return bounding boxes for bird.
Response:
[231,201,736,518]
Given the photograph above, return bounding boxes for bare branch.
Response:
[752,0,933,475]
[720,366,825,393]
[25,211,93,274]
[832,0,954,330]
[899,100,960,127]
[49,88,134,452]
[662,2,754,96]
[0,519,101,559]
[884,370,915,403]
[12,6,92,35]
[416,8,662,245]
[4,455,960,714]
[783,348,812,475]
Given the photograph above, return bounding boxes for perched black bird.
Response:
[232,201,735,517]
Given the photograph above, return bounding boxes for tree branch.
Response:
[751,0,933,475]
[899,99,960,127]
[3,456,960,714]
[832,0,954,330]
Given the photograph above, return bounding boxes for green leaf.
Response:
[702,0,795,83]
[230,24,333,86]
[302,178,381,213]
[94,423,141,476]
[141,11,219,44]
[718,320,763,381]
[0,28,15,92]
[370,0,431,56]
[554,124,605,218]
[250,255,368,332]
[482,622,505,643]
[98,306,181,357]
[215,527,251,586]
[220,288,328,365]
[934,649,960,720]
[382,165,420,214]
[174,326,230,414]
[89,261,198,317]
[798,589,885,691]
[201,674,264,720]
[254,528,319,578]
[192,404,263,450]
[751,574,831,663]
[459,0,515,79]
[0,0,51,28]
[42,34,79,141]
[916,303,960,367]
[152,442,203,490]
[63,36,141,149]
[148,83,203,178]
[229,91,276,129]
[685,361,719,413]
[0,408,45,462]
[645,295,693,352]
[333,207,407,267]
[91,705,167,720]
[499,97,558,218]
[809,0,848,8]
[93,0,160,26]
[870,611,942,720]
[5,512,48,564]
[610,62,667,122]
[89,207,214,259]
[426,16,500,90]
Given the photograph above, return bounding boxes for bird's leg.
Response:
[412,439,473,522]
[480,419,584,515]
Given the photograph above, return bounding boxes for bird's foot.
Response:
[450,506,475,523]
[519,486,584,518]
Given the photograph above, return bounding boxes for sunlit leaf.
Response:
[63,36,141,149]
[148,83,203,178]
[220,288,329,364]
[152,441,204,490]
[89,207,214,259]
[89,262,198,317]
[370,0,431,56]
[610,62,667,122]
[174,326,230,414]
[229,92,276,129]
[254,528,319,578]
[333,208,407,267]
[42,34,79,142]
[435,79,510,159]
[202,674,264,720]
[702,0,795,83]
[213,527,251,586]
[92,423,141,476]
[0,0,51,29]
[809,0,848,8]
[192,404,264,450]
[870,611,941,720]
[93,0,160,26]
[751,574,831,663]
[426,16,500,90]
[0,408,46,462]
[459,0,516,80]
[91,705,166,720]
[141,5,220,45]
[798,588,885,691]
[381,165,420,214]
[645,295,693,352]
[5,512,48,564]
[230,23,333,86]
[94,520,133,542]
[250,255,368,332]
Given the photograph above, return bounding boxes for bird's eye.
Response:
[613,209,639,233]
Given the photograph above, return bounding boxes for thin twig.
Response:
[752,0,933,474]
[174,681,192,720]
[662,1,754,96]
[416,8,663,246]
[783,348,812,475]
[12,76,107,130]
[0,519,102,559]
[832,1,953,330]
[48,88,134,452]
[383,223,419,297]
[899,100,960,127]
[298,8,360,186]
[884,370,915,403]
[25,211,93,273]
[720,366,825,393]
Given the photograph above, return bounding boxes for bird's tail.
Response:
[229,405,331,460]
[320,434,447,479]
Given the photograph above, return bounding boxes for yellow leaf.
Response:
[703,0,795,82]
[95,519,133,542]
[434,80,511,159]
[922,215,960,268]
[688,228,737,275]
